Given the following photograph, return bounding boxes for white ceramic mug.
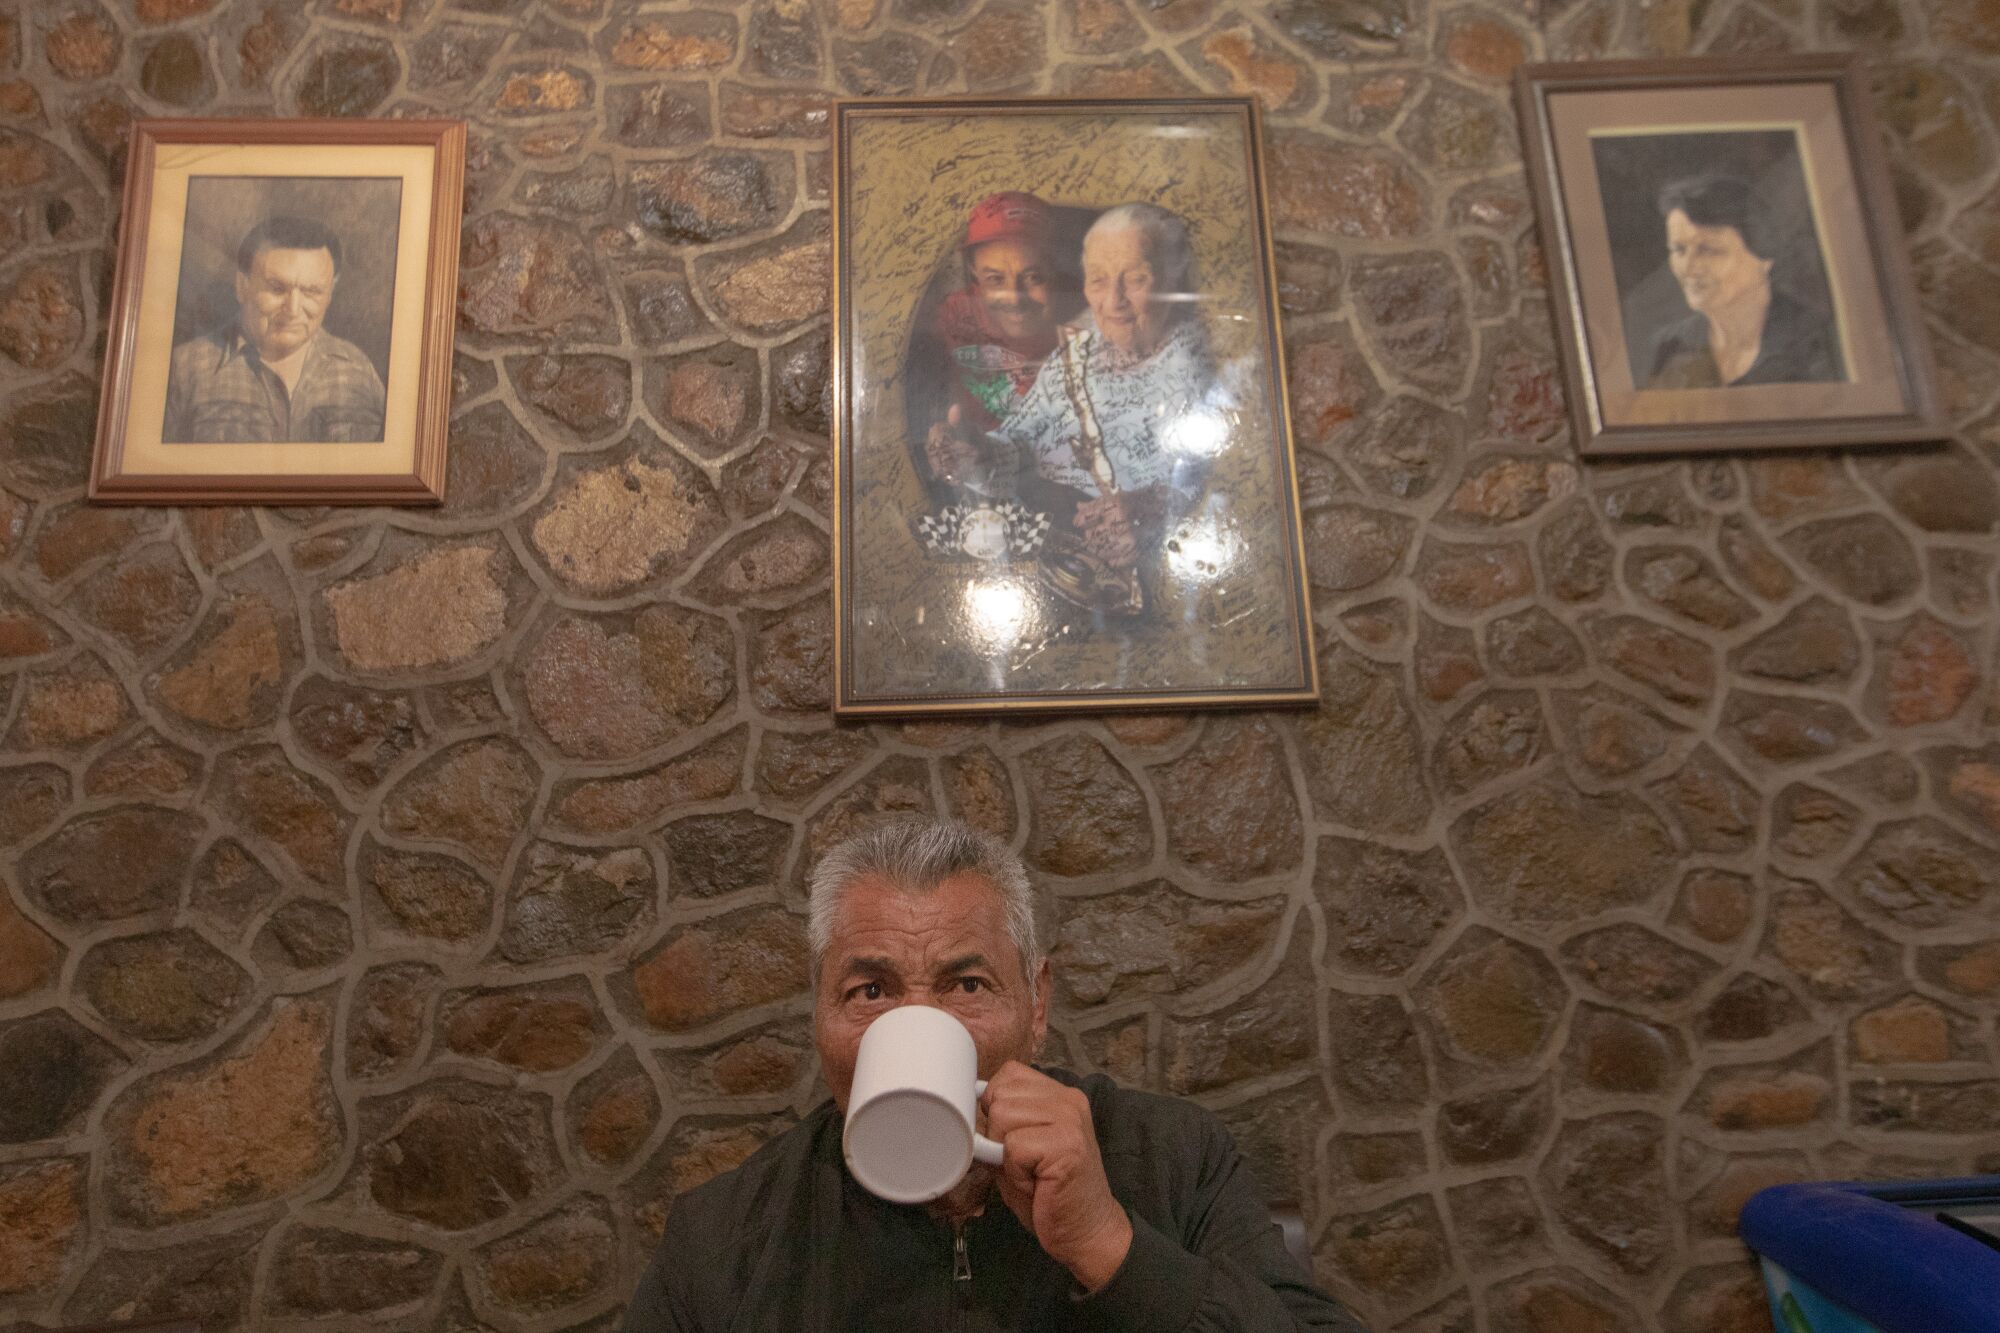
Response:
[842,1005,1005,1204]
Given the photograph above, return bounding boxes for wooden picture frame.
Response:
[831,96,1318,716]
[89,118,466,504]
[1514,55,1944,456]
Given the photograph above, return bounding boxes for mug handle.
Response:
[972,1080,1005,1165]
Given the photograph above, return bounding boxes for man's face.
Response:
[1083,225,1168,356]
[235,245,337,361]
[1664,209,1771,315]
[968,238,1054,341]
[813,872,1050,1114]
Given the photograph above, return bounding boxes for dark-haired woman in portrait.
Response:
[1647,174,1845,389]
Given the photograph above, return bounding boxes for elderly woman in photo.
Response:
[1647,173,1844,390]
[925,202,1227,581]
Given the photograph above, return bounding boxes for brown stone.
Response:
[1301,503,1413,593]
[1416,539,1533,611]
[364,1082,556,1230]
[267,1226,442,1318]
[1626,546,1753,629]
[1880,615,1978,725]
[39,498,157,581]
[1542,1114,1670,1273]
[11,658,128,747]
[1562,924,1716,1005]
[522,610,733,760]
[606,81,711,148]
[1840,818,1995,928]
[1872,449,2000,534]
[479,1200,614,1311]
[1317,839,1460,978]
[326,546,507,673]
[1433,690,1545,795]
[256,900,353,971]
[47,13,121,79]
[1589,615,1714,706]
[458,214,611,337]
[444,986,599,1073]
[79,930,246,1043]
[1746,454,1864,523]
[0,1156,81,1296]
[1287,325,1382,453]
[632,907,808,1031]
[1446,1178,1548,1272]
[662,813,788,901]
[0,1013,124,1144]
[493,65,590,114]
[1439,1081,1551,1165]
[110,1002,337,1223]
[23,806,200,924]
[1775,784,1860,860]
[1441,14,1525,79]
[1329,1130,1426,1192]
[291,36,399,116]
[553,729,746,834]
[1719,516,1797,601]
[155,596,283,730]
[701,232,830,334]
[1539,497,1613,602]
[408,22,502,90]
[139,33,210,105]
[941,747,1014,839]
[1267,133,1427,239]
[348,963,436,1081]
[1854,1079,2000,1133]
[1059,0,1142,51]
[1705,1066,1833,1131]
[1153,718,1301,881]
[1566,1006,1683,1094]
[1162,947,1316,1093]
[697,513,828,601]
[1056,881,1283,1008]
[1295,646,1430,834]
[532,456,719,595]
[188,839,278,934]
[1192,26,1311,111]
[506,353,630,440]
[72,542,202,659]
[213,748,347,884]
[1700,975,1808,1044]
[381,738,539,869]
[1723,691,1868,766]
[718,82,828,138]
[1423,931,1564,1068]
[0,264,83,369]
[289,676,422,794]
[1326,1194,1450,1303]
[633,152,789,244]
[1853,996,1952,1063]
[657,347,760,453]
[1328,990,1427,1108]
[496,843,651,964]
[1768,881,1899,1000]
[1651,746,1760,853]
[748,595,832,715]
[1485,607,1584,678]
[1446,456,1577,525]
[1020,735,1152,877]
[755,728,870,804]
[1451,778,1674,926]
[1783,514,1921,606]
[0,890,60,1001]
[1734,598,1860,683]
[1400,80,1509,172]
[574,1061,659,1166]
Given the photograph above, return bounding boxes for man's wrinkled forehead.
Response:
[819,874,1020,976]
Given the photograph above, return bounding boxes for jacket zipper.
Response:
[952,1219,972,1331]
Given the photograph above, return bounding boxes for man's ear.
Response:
[1030,956,1051,1054]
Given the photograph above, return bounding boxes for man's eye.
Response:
[955,977,985,994]
[848,981,883,1002]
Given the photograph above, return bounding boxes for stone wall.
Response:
[1,0,1997,1329]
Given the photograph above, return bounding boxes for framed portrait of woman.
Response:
[1515,56,1945,456]
[831,96,1318,716]
[89,118,465,503]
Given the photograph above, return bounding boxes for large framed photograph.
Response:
[832,97,1318,716]
[1515,56,1944,455]
[90,118,465,503]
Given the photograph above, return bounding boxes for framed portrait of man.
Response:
[1515,56,1944,455]
[90,119,465,503]
[832,97,1318,716]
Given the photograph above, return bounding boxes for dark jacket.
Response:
[1646,289,1845,389]
[622,1069,1368,1332]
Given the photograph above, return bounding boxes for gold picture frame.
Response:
[832,96,1318,716]
[1515,55,1944,455]
[89,118,466,504]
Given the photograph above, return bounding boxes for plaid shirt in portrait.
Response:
[161,328,388,444]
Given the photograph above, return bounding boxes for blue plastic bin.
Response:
[1741,1177,2000,1333]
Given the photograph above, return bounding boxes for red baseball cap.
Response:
[963,192,1052,252]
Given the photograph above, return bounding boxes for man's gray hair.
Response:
[806,819,1040,982]
[1085,201,1195,294]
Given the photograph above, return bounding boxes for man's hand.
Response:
[925,404,989,487]
[979,1063,1133,1293]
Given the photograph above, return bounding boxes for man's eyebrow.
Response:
[937,953,992,976]
[836,956,896,980]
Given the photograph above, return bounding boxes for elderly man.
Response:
[162,214,387,443]
[927,202,1225,582]
[623,819,1366,1331]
